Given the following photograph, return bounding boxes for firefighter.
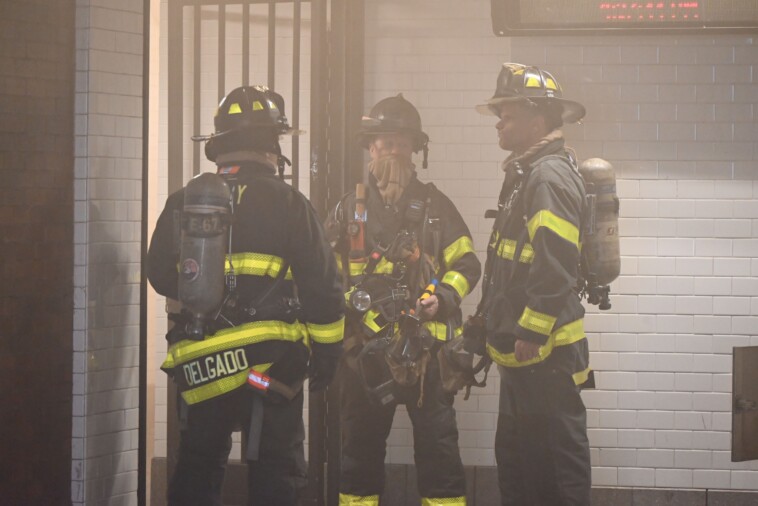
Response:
[467,63,593,505]
[147,85,344,506]
[326,94,481,506]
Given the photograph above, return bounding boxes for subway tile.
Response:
[655,468,694,488]
[637,449,674,468]
[618,467,655,487]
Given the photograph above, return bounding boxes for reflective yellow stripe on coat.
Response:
[306,317,345,345]
[181,363,272,405]
[443,236,474,267]
[162,320,307,370]
[424,321,462,342]
[225,252,293,279]
[527,209,580,247]
[335,253,395,277]
[488,318,585,371]
[441,270,470,299]
[518,306,557,337]
[339,494,379,506]
[489,232,534,265]
[422,497,466,506]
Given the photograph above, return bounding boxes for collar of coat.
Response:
[217,160,277,179]
[502,130,565,172]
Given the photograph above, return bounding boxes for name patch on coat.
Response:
[182,349,250,387]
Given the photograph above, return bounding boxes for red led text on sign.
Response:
[598,2,701,21]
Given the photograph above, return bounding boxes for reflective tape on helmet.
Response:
[443,235,475,267]
[526,209,580,248]
[488,318,585,368]
[525,75,541,88]
[339,494,379,506]
[518,306,557,337]
[441,270,470,299]
[421,497,467,506]
[225,252,293,279]
[307,317,345,345]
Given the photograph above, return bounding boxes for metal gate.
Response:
[165,0,364,503]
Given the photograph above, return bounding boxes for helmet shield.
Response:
[476,63,586,124]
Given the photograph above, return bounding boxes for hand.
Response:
[308,352,340,392]
[415,294,439,321]
[462,316,487,356]
[514,339,540,362]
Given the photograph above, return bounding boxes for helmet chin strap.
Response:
[273,142,291,179]
[214,142,291,180]
[277,154,291,179]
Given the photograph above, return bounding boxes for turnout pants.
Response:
[168,387,307,506]
[338,349,467,505]
[495,364,591,506]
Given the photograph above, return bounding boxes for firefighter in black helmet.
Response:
[148,85,344,506]
[325,94,481,506]
[467,63,592,506]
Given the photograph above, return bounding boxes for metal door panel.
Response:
[732,346,758,462]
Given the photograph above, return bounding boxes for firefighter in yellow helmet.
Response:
[325,94,481,505]
[148,85,344,506]
[468,63,593,505]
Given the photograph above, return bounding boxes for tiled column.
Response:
[73,0,144,504]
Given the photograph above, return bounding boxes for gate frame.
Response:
[161,1,364,504]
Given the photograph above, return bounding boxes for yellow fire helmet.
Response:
[476,63,586,124]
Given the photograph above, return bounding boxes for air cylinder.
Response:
[178,172,231,339]
[579,158,620,308]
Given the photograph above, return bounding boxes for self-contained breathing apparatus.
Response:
[481,154,621,310]
[168,170,305,394]
[176,173,232,340]
[170,85,304,341]
[578,158,620,310]
[346,189,431,407]
[167,85,308,408]
[339,183,489,408]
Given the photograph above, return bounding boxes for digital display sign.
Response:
[492,0,758,35]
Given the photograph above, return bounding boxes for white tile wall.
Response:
[142,0,758,496]
[74,0,143,504]
[361,0,758,493]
